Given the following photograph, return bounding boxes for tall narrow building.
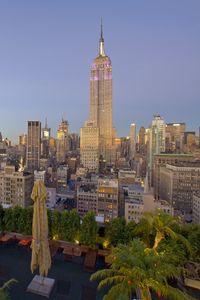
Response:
[90,22,115,163]
[81,22,115,170]
[27,121,41,172]
[129,123,136,159]
[56,119,69,163]
[148,115,166,185]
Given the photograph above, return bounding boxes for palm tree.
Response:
[135,212,190,251]
[0,279,17,300]
[91,239,193,300]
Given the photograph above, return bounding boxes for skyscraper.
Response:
[129,123,136,159]
[80,121,99,171]
[41,119,51,158]
[148,115,166,185]
[27,121,41,172]
[90,22,115,162]
[56,119,69,163]
[81,22,115,169]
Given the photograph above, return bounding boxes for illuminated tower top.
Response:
[99,19,106,57]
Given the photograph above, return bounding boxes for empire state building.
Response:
[80,23,115,171]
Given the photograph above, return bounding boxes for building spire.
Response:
[99,18,105,57]
[45,117,48,128]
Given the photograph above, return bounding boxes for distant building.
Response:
[118,169,136,185]
[56,119,69,163]
[26,121,41,172]
[97,178,118,222]
[184,132,196,151]
[77,177,119,222]
[165,123,185,153]
[153,153,194,200]
[148,115,166,185]
[56,165,68,194]
[159,162,200,213]
[19,133,27,146]
[125,184,172,223]
[68,133,79,151]
[41,119,51,158]
[80,22,116,168]
[80,120,99,171]
[129,123,136,159]
[46,187,56,209]
[77,182,98,217]
[0,166,33,207]
[34,170,46,183]
[138,126,146,154]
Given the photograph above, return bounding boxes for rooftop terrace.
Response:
[0,242,106,300]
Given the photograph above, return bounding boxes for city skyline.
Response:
[0,0,200,143]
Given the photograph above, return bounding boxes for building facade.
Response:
[129,123,136,159]
[80,121,99,171]
[80,23,115,169]
[148,115,166,185]
[0,166,33,207]
[159,162,200,213]
[56,119,69,163]
[26,121,41,172]
[165,123,185,153]
[153,153,194,199]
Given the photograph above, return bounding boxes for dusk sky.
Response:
[0,0,200,143]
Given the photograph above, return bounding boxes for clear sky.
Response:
[0,0,200,143]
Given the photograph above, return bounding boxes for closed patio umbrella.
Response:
[31,180,51,277]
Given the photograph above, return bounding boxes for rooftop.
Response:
[0,242,105,300]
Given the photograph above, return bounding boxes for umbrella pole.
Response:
[40,275,45,285]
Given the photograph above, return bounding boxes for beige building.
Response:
[80,23,116,169]
[125,186,172,223]
[97,178,118,222]
[80,121,99,171]
[118,169,136,185]
[159,162,200,213]
[56,119,69,163]
[77,177,119,222]
[19,133,27,146]
[27,121,41,172]
[165,123,185,152]
[148,115,166,185]
[77,182,98,217]
[184,132,196,151]
[0,166,33,207]
[153,153,194,199]
[193,193,200,224]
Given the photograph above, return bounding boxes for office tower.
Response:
[56,119,69,163]
[56,165,68,194]
[77,177,118,222]
[80,121,99,171]
[27,121,41,172]
[0,166,34,207]
[148,115,166,185]
[68,133,79,151]
[19,134,27,146]
[0,132,2,142]
[153,153,194,200]
[41,119,51,158]
[159,161,200,213]
[80,22,115,168]
[184,131,196,151]
[138,126,146,154]
[165,123,185,153]
[129,123,136,159]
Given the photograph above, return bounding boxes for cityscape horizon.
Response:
[0,1,200,143]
